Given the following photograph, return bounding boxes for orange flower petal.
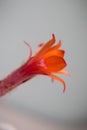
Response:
[58,69,70,76]
[48,73,66,92]
[35,34,55,58]
[38,43,44,47]
[43,50,65,58]
[47,40,62,52]
[44,56,66,72]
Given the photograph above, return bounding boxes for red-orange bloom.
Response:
[0,34,69,97]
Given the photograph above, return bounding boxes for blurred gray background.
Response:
[0,0,87,124]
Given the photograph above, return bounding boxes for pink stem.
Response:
[0,62,34,97]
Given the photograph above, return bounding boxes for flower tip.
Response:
[61,80,66,93]
[24,41,29,47]
[64,70,70,76]
[63,85,66,93]
[23,41,32,58]
[52,33,56,42]
[59,40,62,46]
[67,72,71,77]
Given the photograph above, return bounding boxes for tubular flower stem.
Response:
[0,34,69,97]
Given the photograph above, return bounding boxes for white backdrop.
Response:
[0,0,87,123]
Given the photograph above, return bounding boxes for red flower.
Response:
[0,34,69,97]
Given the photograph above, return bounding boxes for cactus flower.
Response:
[0,34,69,97]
